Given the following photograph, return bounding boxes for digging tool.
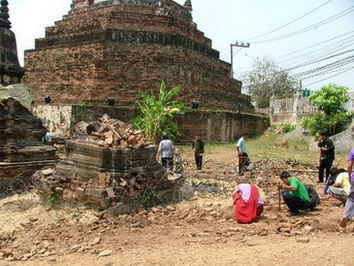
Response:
[278,187,281,211]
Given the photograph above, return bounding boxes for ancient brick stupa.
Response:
[23,0,252,111]
[0,0,57,193]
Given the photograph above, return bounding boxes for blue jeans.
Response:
[282,191,309,214]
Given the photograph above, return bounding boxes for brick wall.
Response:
[33,104,268,142]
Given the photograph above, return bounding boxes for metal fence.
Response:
[254,91,354,125]
[255,91,354,115]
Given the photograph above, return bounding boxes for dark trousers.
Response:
[318,159,333,182]
[282,191,309,214]
[161,157,173,171]
[238,153,250,174]
[195,154,203,170]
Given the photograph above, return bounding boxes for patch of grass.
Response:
[177,133,348,168]
[247,135,314,163]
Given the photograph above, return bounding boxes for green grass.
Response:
[247,134,314,163]
[178,132,348,168]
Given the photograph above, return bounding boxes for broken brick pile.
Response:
[74,114,148,148]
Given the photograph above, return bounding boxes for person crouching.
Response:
[233,183,264,223]
[278,171,310,216]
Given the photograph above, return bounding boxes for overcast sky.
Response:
[10,0,354,91]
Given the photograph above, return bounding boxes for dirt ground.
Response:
[0,147,353,266]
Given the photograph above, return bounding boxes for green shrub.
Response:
[281,122,295,133]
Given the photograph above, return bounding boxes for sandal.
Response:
[339,217,348,228]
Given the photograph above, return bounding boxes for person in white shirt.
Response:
[157,135,174,171]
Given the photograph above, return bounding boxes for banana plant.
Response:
[132,82,190,143]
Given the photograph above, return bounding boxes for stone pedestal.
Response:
[32,139,186,214]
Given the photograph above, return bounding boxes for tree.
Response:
[244,57,299,108]
[301,84,352,136]
[132,82,190,143]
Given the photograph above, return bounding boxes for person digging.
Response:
[278,171,310,216]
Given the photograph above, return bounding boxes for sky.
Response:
[9,0,354,91]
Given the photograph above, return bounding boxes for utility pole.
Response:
[230,41,250,78]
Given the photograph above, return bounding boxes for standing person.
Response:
[236,133,250,175]
[192,135,204,171]
[157,135,174,171]
[339,148,354,228]
[232,183,264,223]
[278,171,310,216]
[317,131,335,183]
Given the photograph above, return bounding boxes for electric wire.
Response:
[276,35,354,65]
[275,30,354,59]
[253,6,354,44]
[246,0,333,41]
[293,55,354,78]
[281,49,354,72]
[304,66,354,86]
[296,60,354,80]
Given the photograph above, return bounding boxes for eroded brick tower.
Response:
[23,0,252,111]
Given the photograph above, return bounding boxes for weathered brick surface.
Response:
[23,0,251,111]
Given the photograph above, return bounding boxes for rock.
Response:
[13,252,22,261]
[227,227,243,232]
[196,232,211,237]
[2,249,13,257]
[91,237,101,246]
[42,241,50,249]
[130,222,143,228]
[303,225,314,234]
[258,230,268,236]
[296,237,310,243]
[98,249,112,257]
[29,217,39,223]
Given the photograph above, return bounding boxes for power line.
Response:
[281,49,354,72]
[293,55,354,78]
[275,30,354,60]
[298,61,354,80]
[246,0,333,41]
[304,66,354,86]
[253,6,354,44]
[276,36,354,65]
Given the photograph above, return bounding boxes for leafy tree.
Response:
[132,82,190,143]
[244,57,299,108]
[301,84,351,136]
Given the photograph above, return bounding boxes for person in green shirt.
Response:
[278,171,310,216]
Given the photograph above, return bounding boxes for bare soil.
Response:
[0,147,353,266]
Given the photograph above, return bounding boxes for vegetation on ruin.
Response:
[244,57,299,108]
[301,84,352,137]
[132,82,190,143]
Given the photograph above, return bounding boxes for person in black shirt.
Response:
[317,131,335,183]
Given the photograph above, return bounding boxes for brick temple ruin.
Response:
[23,0,251,111]
[23,0,268,141]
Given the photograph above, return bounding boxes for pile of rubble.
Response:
[74,114,151,149]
